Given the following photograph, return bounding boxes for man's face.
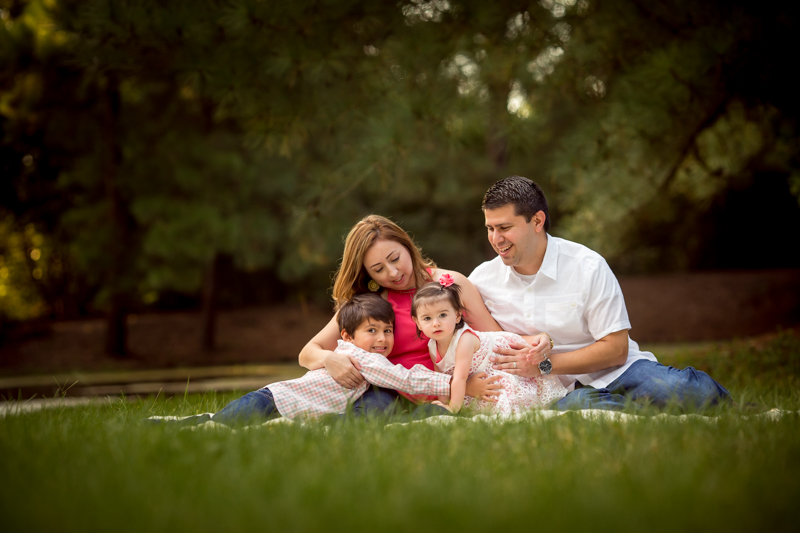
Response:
[484,204,545,275]
[343,318,395,357]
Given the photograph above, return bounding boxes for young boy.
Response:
[151,293,451,426]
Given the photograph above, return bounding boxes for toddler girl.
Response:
[411,275,567,415]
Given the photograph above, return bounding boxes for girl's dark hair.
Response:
[411,281,467,337]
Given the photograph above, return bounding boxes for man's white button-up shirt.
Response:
[468,235,656,389]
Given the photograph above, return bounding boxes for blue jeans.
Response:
[345,386,451,421]
[147,388,279,427]
[211,388,280,426]
[552,360,732,412]
[166,386,448,427]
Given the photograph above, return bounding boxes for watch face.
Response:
[539,359,552,375]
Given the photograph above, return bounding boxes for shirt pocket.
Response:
[544,296,582,333]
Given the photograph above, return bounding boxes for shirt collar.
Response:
[500,233,558,283]
[538,233,558,281]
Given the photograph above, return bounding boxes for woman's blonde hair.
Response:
[332,215,436,310]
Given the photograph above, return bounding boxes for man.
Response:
[468,176,731,410]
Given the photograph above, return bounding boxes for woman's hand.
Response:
[323,350,366,389]
[465,372,503,401]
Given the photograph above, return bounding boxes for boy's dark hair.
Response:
[482,175,550,231]
[411,281,467,337]
[337,293,395,336]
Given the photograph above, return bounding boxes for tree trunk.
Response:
[105,293,127,356]
[486,81,510,172]
[201,253,222,352]
[101,73,130,357]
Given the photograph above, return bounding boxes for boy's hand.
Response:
[432,400,455,413]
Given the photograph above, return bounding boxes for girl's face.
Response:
[362,238,415,291]
[413,299,461,342]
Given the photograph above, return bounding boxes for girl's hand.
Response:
[465,372,503,402]
[432,400,455,413]
[323,350,365,389]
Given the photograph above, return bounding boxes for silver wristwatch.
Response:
[538,332,553,375]
[538,354,552,375]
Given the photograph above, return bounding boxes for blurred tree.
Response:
[535,0,800,271]
[1,1,291,353]
[3,0,799,358]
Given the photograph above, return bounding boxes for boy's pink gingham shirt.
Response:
[267,340,451,420]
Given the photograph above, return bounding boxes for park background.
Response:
[3,3,800,532]
[2,0,800,385]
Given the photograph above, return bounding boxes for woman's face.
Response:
[363,238,415,291]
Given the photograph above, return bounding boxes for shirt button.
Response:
[526,313,531,318]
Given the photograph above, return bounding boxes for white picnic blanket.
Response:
[386,408,796,426]
[174,408,796,431]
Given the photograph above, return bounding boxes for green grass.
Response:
[2,329,799,532]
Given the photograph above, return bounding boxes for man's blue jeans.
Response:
[552,360,732,412]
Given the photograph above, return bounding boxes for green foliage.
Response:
[543,1,800,270]
[0,216,48,320]
[3,0,800,321]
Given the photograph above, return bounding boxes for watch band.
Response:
[538,332,553,375]
[540,332,554,351]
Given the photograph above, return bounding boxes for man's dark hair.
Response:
[482,176,550,231]
[337,293,395,336]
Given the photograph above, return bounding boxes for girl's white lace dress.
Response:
[429,325,567,415]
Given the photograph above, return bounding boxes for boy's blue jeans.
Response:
[179,386,448,427]
[212,388,280,426]
[552,359,732,411]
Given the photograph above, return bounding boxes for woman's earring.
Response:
[368,279,380,292]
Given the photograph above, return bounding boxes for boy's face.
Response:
[342,318,394,357]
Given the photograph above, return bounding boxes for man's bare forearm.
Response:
[549,330,629,375]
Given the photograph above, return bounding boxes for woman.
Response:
[299,215,505,416]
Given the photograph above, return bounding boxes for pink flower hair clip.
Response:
[438,274,455,288]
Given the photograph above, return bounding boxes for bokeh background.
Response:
[2,0,799,374]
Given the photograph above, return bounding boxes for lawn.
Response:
[1,329,799,532]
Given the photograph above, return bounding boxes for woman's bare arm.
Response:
[298,315,366,389]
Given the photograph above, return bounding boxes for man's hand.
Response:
[465,372,504,401]
[323,351,365,389]
[491,339,544,378]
